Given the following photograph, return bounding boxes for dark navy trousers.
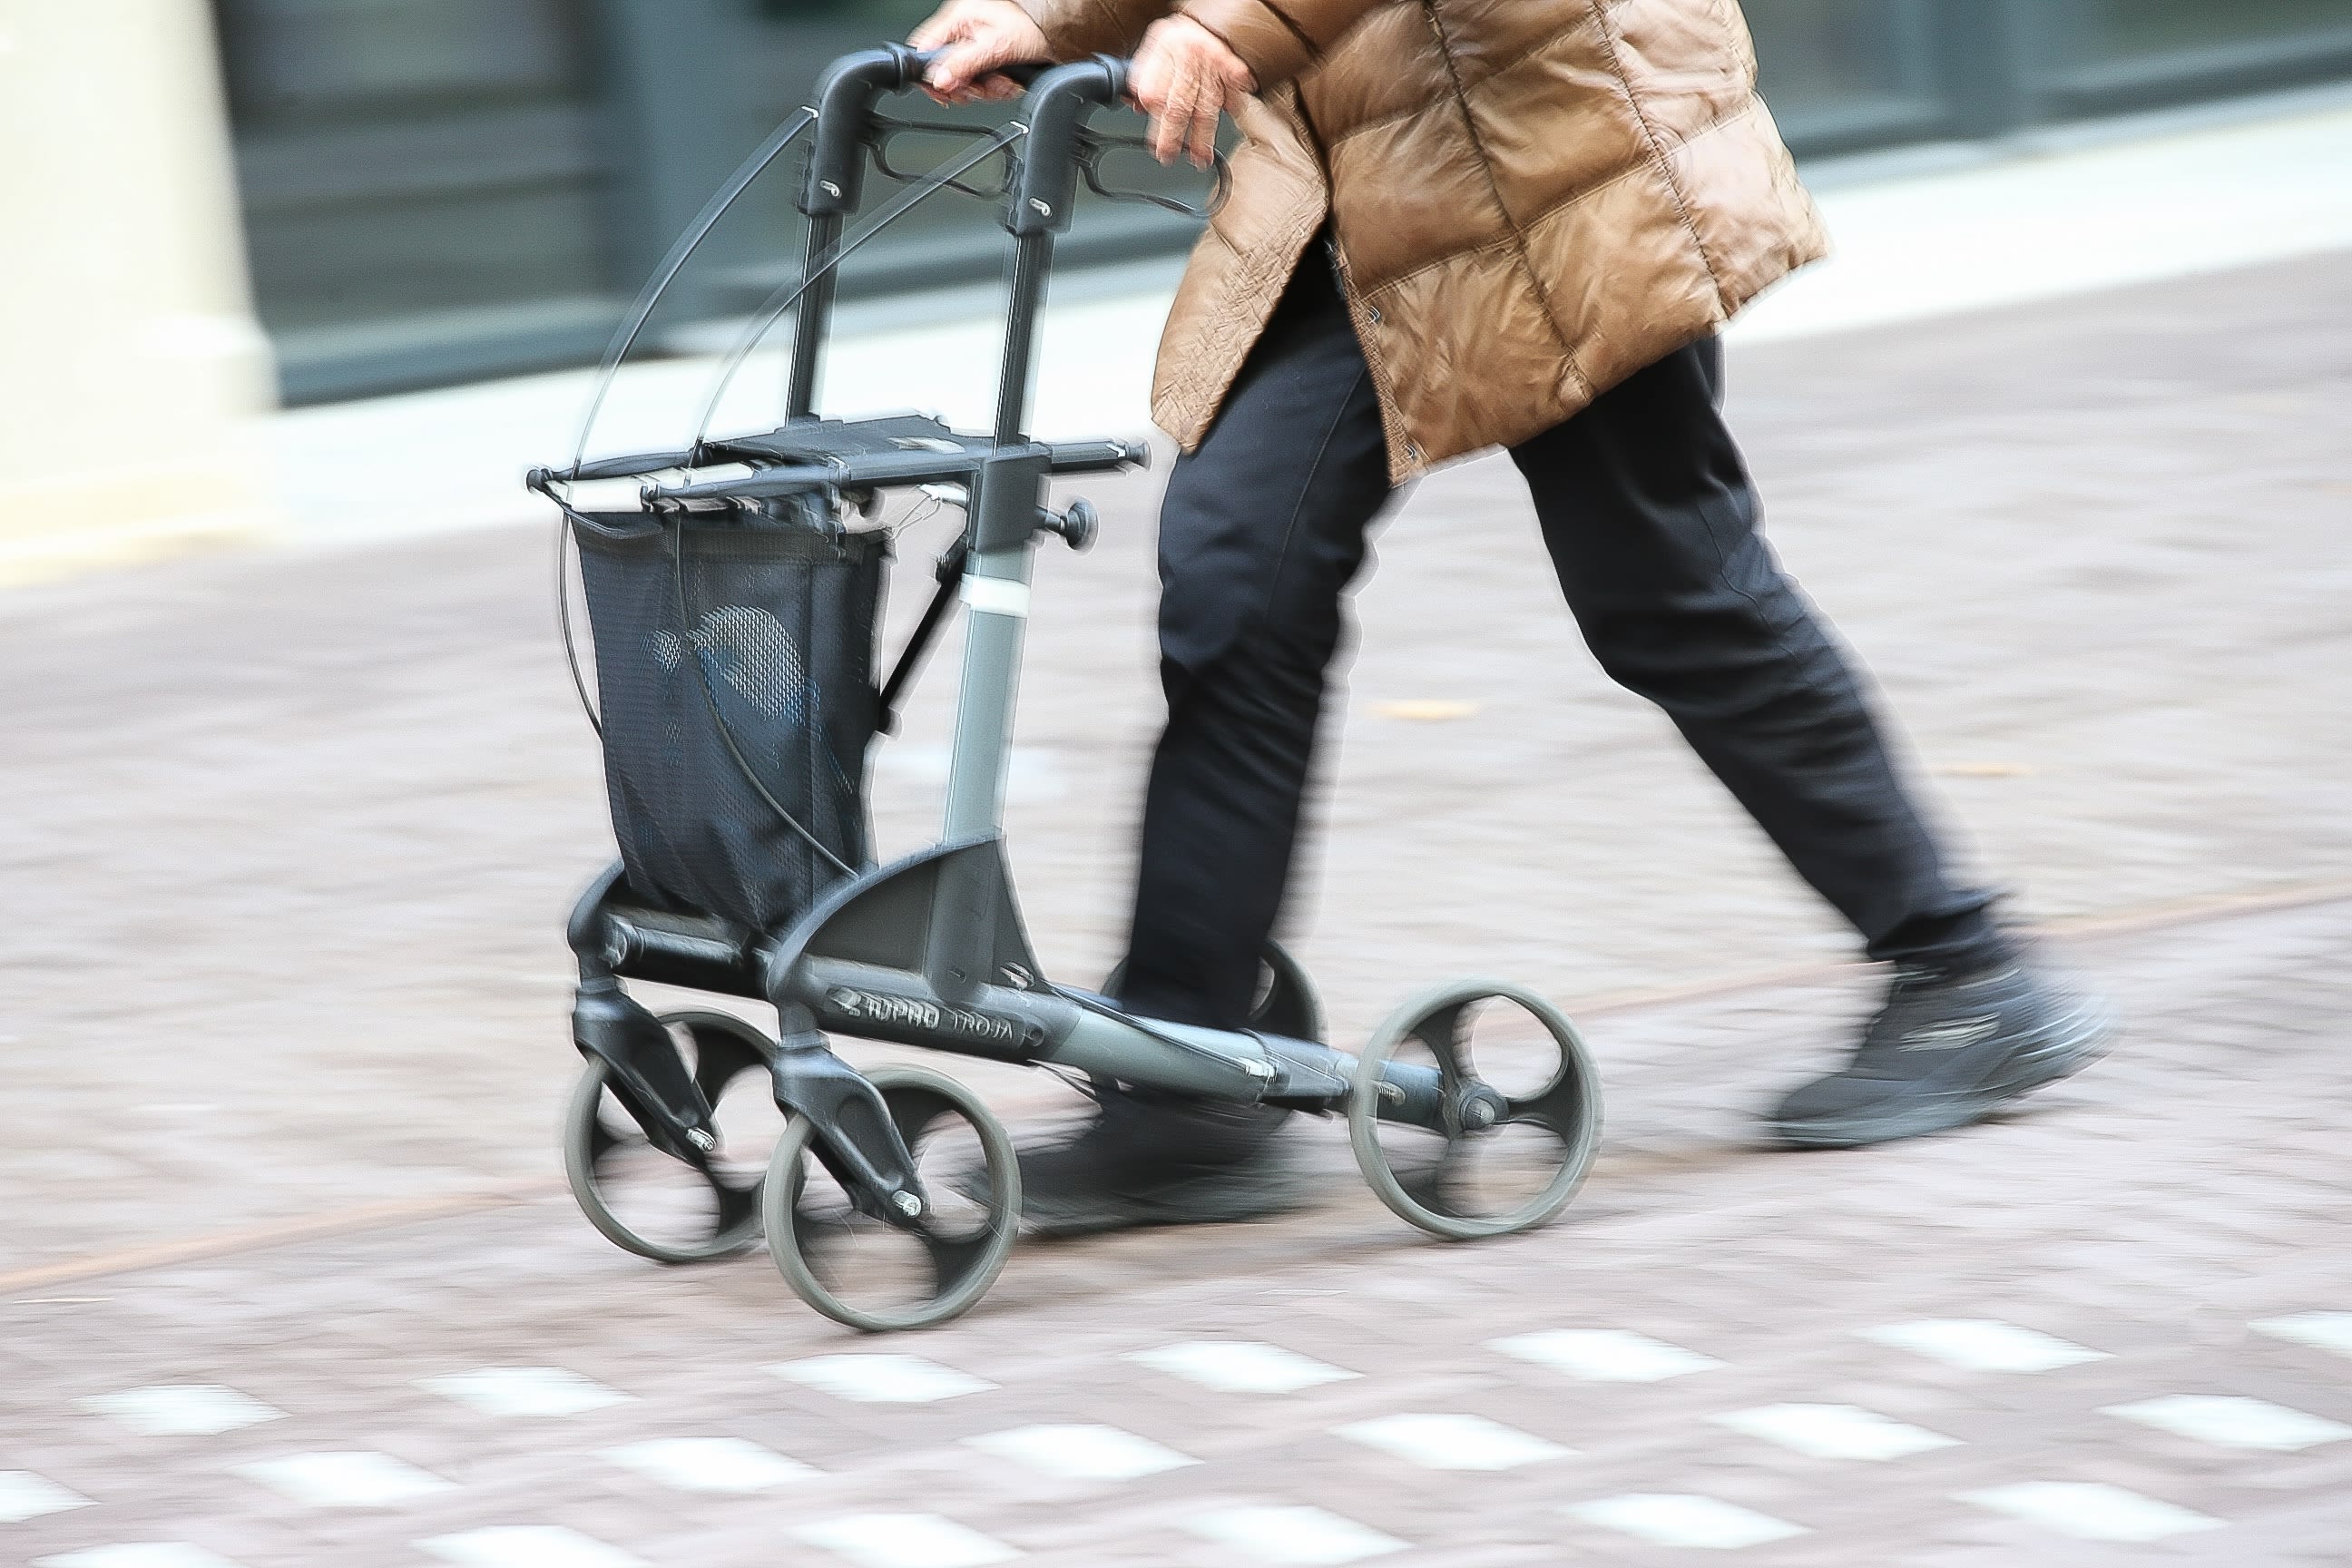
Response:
[1117,250,2000,1031]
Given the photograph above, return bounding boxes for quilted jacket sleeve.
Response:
[1018,0,1171,58]
[1177,0,1381,88]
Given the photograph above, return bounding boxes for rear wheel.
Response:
[1349,980,1602,1240]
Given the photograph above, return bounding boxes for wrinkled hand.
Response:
[1130,15,1254,167]
[910,0,1049,103]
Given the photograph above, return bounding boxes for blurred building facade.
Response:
[0,2,276,586]
[38,0,2352,422]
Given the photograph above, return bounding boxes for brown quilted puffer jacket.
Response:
[1018,0,1828,478]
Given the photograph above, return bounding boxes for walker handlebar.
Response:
[1011,58,1132,235]
[801,44,1130,232]
[802,44,936,218]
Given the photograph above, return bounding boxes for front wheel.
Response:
[562,1011,776,1264]
[763,1064,1021,1332]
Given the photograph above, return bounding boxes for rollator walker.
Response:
[528,46,1603,1331]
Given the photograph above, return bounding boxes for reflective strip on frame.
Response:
[960,576,1031,618]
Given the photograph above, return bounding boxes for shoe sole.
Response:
[1767,996,2117,1152]
[1022,1166,1315,1240]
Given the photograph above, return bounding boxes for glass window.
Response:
[1744,0,1951,152]
[2025,0,2352,117]
[214,0,613,393]
[2065,0,2352,62]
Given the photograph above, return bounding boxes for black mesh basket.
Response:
[569,501,887,933]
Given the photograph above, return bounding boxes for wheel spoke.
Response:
[708,1170,760,1234]
[1395,1139,1468,1220]
[791,1197,868,1291]
[885,1087,954,1152]
[1411,1002,1476,1087]
[1503,1073,1586,1145]
[921,1225,996,1297]
[587,1107,647,1182]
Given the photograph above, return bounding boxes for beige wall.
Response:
[0,0,276,586]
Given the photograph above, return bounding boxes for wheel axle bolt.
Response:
[1463,1102,1496,1131]
[892,1190,924,1218]
[686,1127,718,1152]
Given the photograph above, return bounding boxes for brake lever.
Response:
[869,115,1019,197]
[1076,132,1230,220]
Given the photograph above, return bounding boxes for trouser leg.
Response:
[1510,338,2004,969]
[1119,256,1396,1030]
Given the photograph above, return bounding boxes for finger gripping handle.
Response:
[1009,56,1132,236]
[911,46,1051,90]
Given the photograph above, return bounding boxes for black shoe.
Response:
[1764,960,2113,1150]
[1004,1081,1307,1238]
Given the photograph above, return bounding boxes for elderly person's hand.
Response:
[1130,15,1255,167]
[911,0,1050,103]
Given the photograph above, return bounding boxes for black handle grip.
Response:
[804,46,918,217]
[1009,57,1132,236]
[805,45,1060,218]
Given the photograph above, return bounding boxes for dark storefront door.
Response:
[214,0,619,401]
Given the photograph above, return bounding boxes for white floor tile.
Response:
[603,1436,815,1493]
[2104,1395,2352,1453]
[965,1424,1196,1482]
[1710,1404,1958,1462]
[1336,1413,1571,1472]
[235,1451,454,1508]
[418,1367,632,1417]
[1862,1319,2106,1374]
[76,1385,284,1437]
[1488,1328,1722,1383]
[34,1548,244,1568]
[1,1470,92,1524]
[1568,1494,1806,1550]
[1185,1504,1406,1565]
[2254,1312,2352,1359]
[791,1513,1019,1568]
[769,1354,995,1404]
[1960,1482,2222,1544]
[417,1526,648,1568]
[1125,1341,1357,1395]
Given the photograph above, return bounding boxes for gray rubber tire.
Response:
[1349,978,1602,1241]
[763,1063,1021,1332]
[562,1010,773,1265]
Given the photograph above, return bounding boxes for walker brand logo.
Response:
[824,986,1026,1049]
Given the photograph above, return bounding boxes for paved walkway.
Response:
[2,250,2347,1563]
[5,897,2350,1566]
